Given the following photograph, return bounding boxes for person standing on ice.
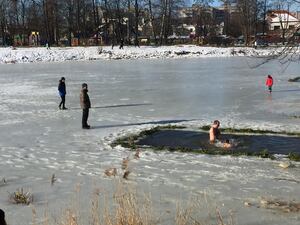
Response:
[265,75,273,93]
[80,83,91,129]
[58,77,67,110]
[119,38,124,49]
[45,40,50,49]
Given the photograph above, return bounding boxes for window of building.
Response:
[289,25,295,29]
[274,26,280,30]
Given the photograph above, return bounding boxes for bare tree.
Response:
[159,0,184,45]
[134,0,139,46]
[126,0,132,44]
[0,0,9,45]
[147,0,158,44]
[236,0,259,46]
[193,0,215,38]
[0,0,297,49]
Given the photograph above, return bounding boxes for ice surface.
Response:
[0,58,300,224]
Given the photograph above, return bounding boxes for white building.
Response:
[267,10,300,31]
[178,7,193,19]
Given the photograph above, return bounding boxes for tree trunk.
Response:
[92,0,98,45]
[67,1,73,46]
[127,0,131,44]
[148,0,157,45]
[43,0,50,45]
[159,0,167,45]
[134,0,139,47]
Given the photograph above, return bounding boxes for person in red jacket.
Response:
[266,75,273,93]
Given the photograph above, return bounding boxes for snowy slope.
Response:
[0,45,281,64]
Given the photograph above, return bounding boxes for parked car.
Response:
[205,35,234,47]
[254,39,269,48]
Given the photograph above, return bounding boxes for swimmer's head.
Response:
[225,139,230,144]
[213,120,220,127]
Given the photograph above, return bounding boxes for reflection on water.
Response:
[266,93,272,101]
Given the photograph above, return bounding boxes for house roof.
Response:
[267,10,299,23]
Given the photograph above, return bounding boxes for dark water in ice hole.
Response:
[137,130,300,154]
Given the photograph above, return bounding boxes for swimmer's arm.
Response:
[209,127,215,142]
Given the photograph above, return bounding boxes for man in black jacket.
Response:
[0,209,7,225]
[58,77,67,110]
[80,83,91,129]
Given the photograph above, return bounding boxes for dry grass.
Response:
[259,198,300,213]
[104,168,118,177]
[51,174,57,186]
[0,177,7,187]
[88,183,157,225]
[9,188,33,205]
[175,196,234,225]
[31,182,233,225]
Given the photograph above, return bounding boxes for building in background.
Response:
[267,10,300,31]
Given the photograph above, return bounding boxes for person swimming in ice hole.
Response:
[223,139,232,149]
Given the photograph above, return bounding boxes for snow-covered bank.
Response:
[0,45,281,64]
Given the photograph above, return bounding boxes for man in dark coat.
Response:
[58,77,67,110]
[80,83,91,129]
[0,209,7,225]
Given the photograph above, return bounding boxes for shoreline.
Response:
[0,45,283,64]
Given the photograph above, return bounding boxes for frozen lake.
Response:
[0,58,300,224]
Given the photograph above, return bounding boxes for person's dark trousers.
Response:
[82,108,89,128]
[59,95,65,109]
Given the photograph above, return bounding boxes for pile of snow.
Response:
[0,45,282,64]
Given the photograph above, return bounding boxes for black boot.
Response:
[82,125,90,129]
